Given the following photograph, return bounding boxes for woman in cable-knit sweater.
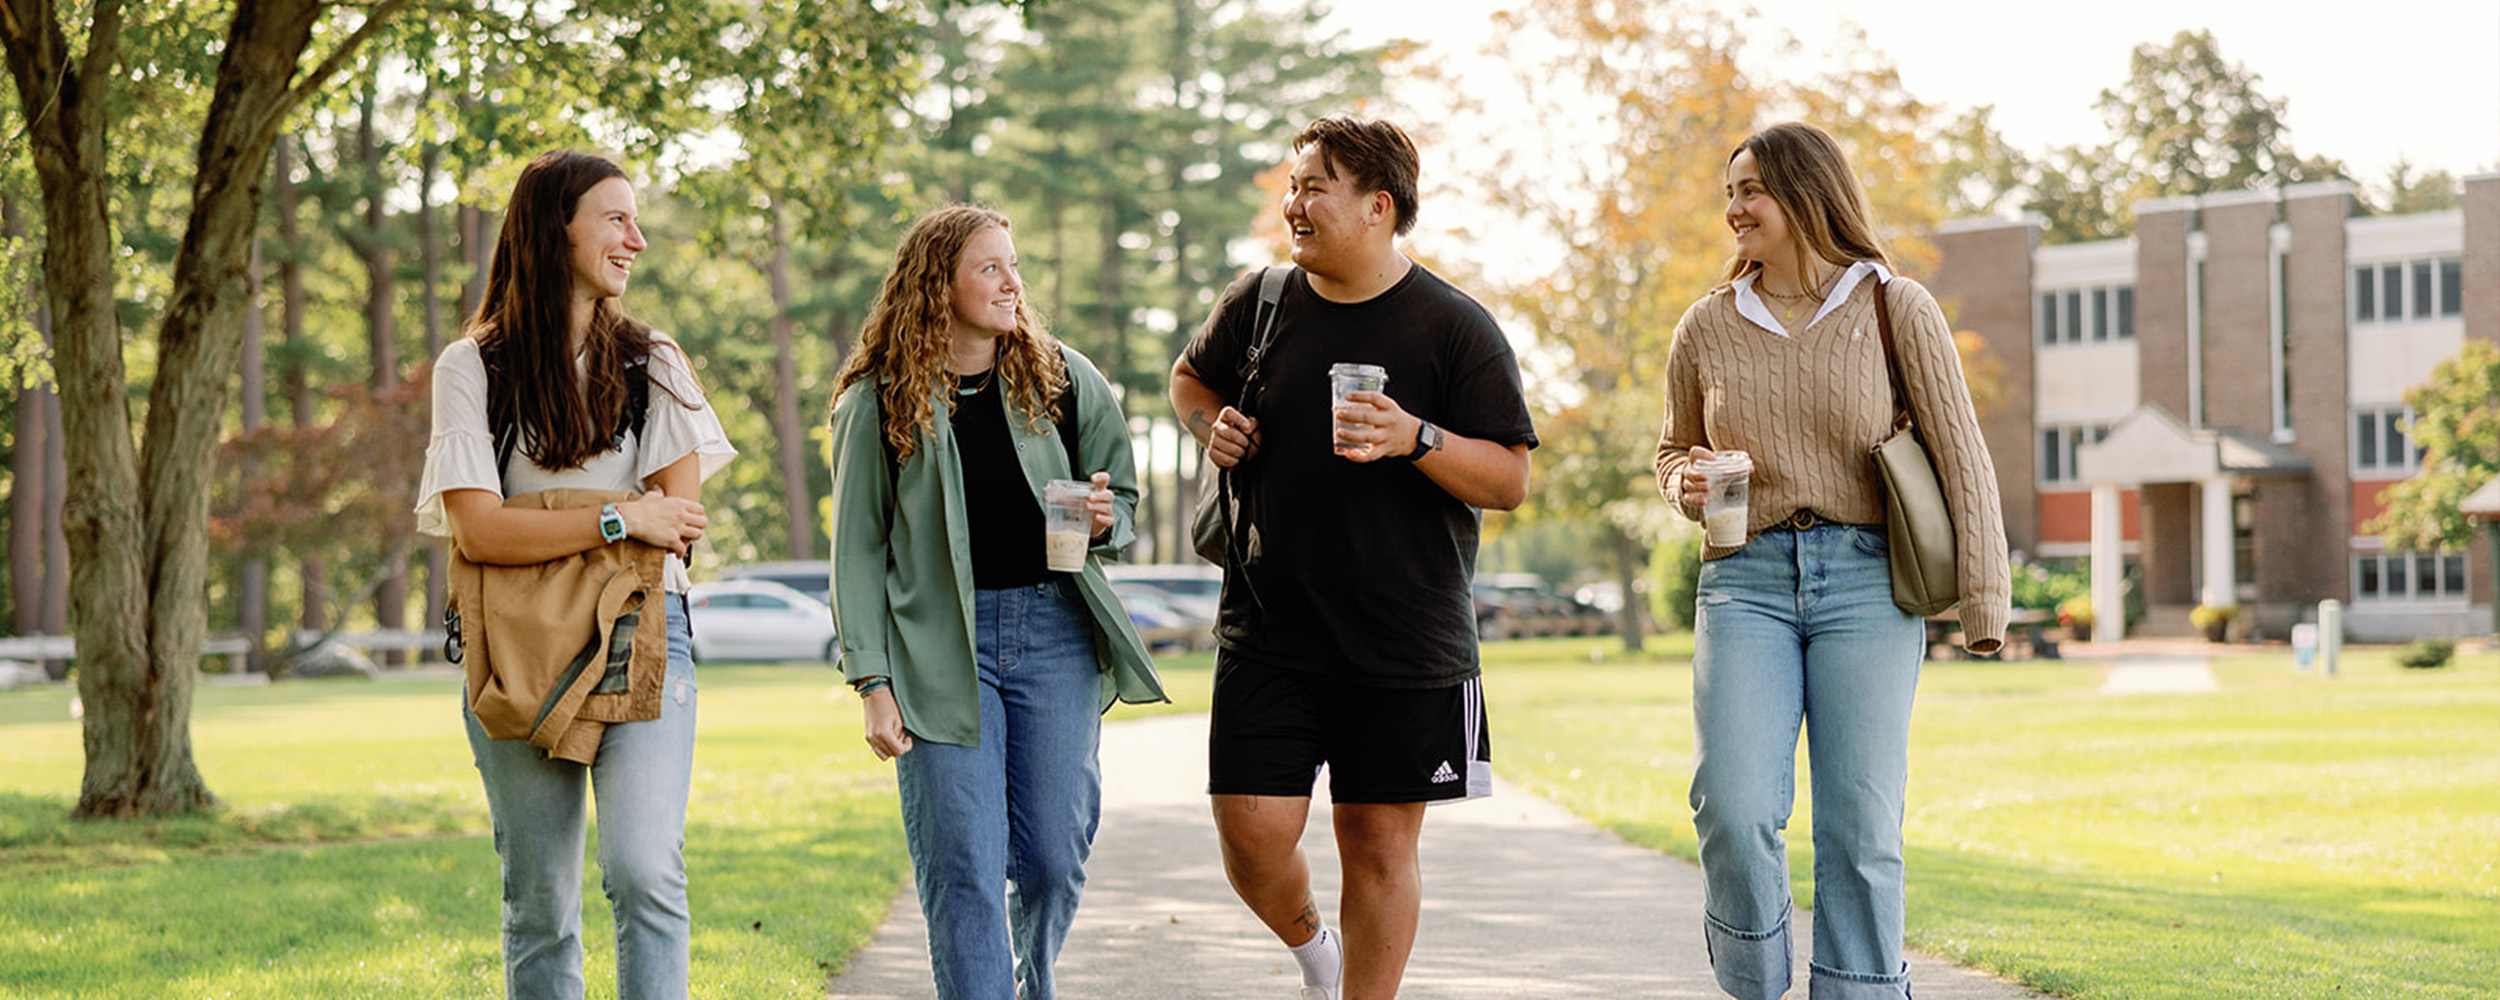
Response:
[1653,121,2010,1000]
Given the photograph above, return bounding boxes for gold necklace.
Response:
[1761,273,1833,321]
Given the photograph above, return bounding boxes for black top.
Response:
[1182,264,1539,687]
[949,371,1054,590]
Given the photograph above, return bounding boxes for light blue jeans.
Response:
[1689,524,1923,1000]
[896,579,1103,1000]
[466,594,697,1000]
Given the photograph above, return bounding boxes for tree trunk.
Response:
[458,201,484,323]
[2,0,189,815]
[9,351,49,635]
[6,0,407,816]
[6,196,51,636]
[277,134,325,635]
[419,140,448,633]
[1614,527,1646,653]
[1047,182,1067,323]
[40,386,69,676]
[359,85,407,663]
[822,258,854,374]
[766,205,812,560]
[237,223,268,658]
[1096,191,1126,397]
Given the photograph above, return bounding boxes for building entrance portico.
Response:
[2075,405,2312,640]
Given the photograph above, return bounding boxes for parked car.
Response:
[717,560,832,605]
[1103,564,1223,623]
[685,579,837,664]
[1473,573,1613,639]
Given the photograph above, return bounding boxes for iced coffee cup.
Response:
[1042,479,1093,573]
[1328,363,1388,457]
[1700,451,1752,548]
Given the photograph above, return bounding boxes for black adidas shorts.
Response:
[1205,650,1492,804]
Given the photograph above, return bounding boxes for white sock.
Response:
[1288,925,1342,993]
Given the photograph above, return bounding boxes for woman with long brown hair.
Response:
[827,204,1165,1000]
[415,149,733,999]
[1654,122,2008,1000]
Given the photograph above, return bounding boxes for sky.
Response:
[1322,0,2500,205]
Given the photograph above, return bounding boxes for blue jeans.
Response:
[897,579,1103,1000]
[1689,525,1922,1000]
[466,594,698,1000]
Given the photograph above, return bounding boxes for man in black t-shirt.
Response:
[1170,116,1537,1000]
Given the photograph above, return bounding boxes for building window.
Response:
[2355,257,2465,325]
[2037,284,2135,347]
[2353,406,2425,473]
[2356,551,2471,601]
[2040,423,2110,485]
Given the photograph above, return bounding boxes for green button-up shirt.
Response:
[827,347,1167,747]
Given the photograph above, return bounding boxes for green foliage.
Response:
[2009,557,2089,611]
[2367,158,2463,216]
[1646,529,1702,632]
[1487,642,2500,998]
[2093,30,2345,197]
[2395,639,2455,670]
[1469,2,1956,561]
[2369,341,2500,552]
[1942,29,2352,244]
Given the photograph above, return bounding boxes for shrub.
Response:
[1647,530,1703,632]
[2395,639,2455,669]
[2190,604,2239,630]
[2012,558,2090,611]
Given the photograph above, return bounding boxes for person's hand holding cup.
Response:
[1696,449,1752,548]
[1329,363,1389,458]
[1042,479,1093,573]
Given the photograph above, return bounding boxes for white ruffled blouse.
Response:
[414,333,737,592]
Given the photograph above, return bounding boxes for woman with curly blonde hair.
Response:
[826,204,1166,1000]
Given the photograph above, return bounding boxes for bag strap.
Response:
[1055,344,1083,477]
[1234,265,1293,415]
[1870,276,1913,435]
[493,355,651,491]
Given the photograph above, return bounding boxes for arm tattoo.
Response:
[1187,407,1217,440]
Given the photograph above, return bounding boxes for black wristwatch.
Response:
[1405,419,1442,462]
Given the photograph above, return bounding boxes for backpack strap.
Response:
[1235,266,1292,413]
[1055,345,1083,477]
[491,355,651,491]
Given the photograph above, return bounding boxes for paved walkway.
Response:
[2097,656,2220,695]
[827,713,2050,1000]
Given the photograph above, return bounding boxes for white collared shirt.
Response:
[1732,260,1893,337]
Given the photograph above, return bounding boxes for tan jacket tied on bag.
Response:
[450,488,669,765]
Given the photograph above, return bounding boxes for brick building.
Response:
[1928,175,2500,641]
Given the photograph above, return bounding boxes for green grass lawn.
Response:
[1,666,913,999]
[6,640,2494,999]
[1479,637,2500,1000]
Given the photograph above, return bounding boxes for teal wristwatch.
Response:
[598,503,627,543]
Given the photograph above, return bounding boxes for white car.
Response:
[1103,564,1223,623]
[685,579,838,664]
